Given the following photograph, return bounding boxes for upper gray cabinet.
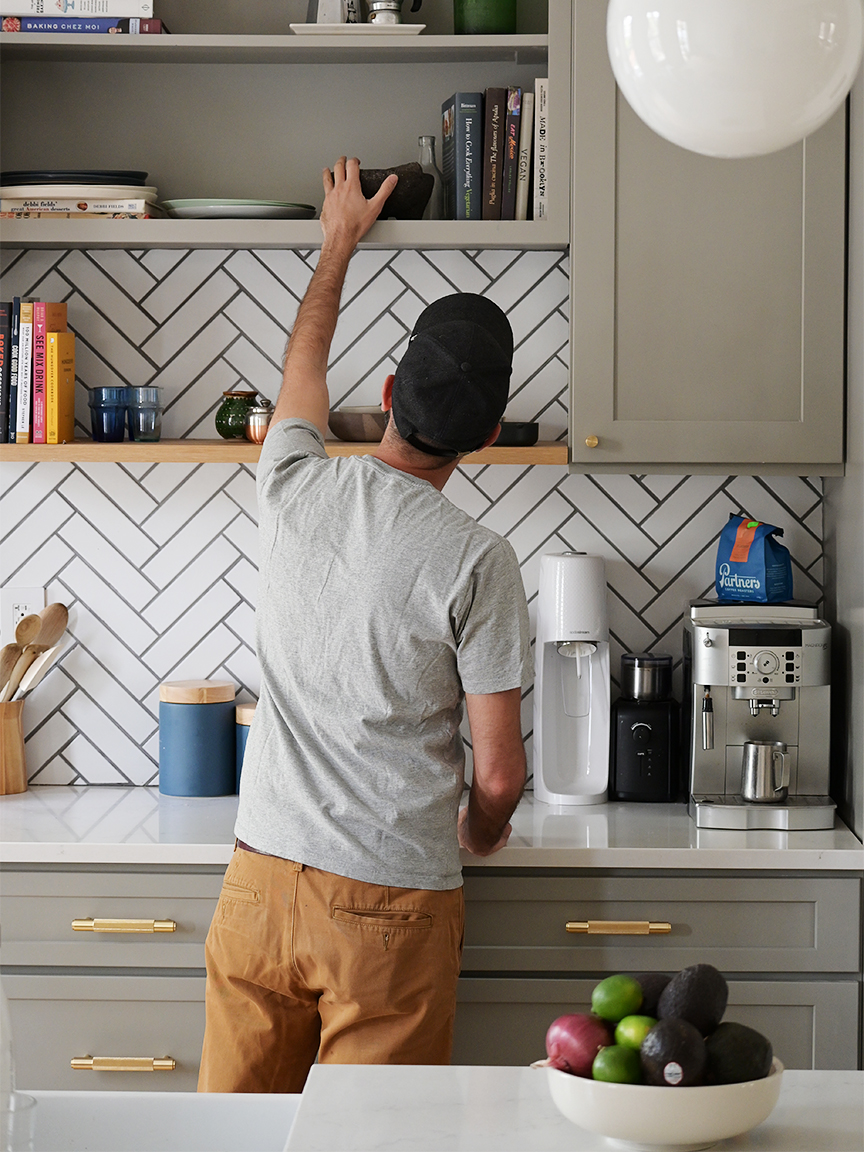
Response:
[569,0,847,475]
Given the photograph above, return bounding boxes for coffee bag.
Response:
[715,516,793,603]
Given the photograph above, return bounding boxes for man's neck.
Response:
[371,435,460,492]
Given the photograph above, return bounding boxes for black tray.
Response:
[495,422,539,447]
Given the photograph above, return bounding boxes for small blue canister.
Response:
[235,701,257,792]
[159,679,236,796]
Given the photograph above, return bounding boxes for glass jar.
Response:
[418,135,444,221]
[453,0,516,35]
[88,386,129,442]
[126,386,163,442]
[215,389,258,439]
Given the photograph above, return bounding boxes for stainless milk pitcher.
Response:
[741,740,789,802]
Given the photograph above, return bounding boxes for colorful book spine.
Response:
[515,90,534,222]
[46,330,76,445]
[500,87,522,221]
[31,302,67,444]
[15,300,34,443]
[0,302,10,444]
[533,77,549,220]
[1,15,163,31]
[1,2,154,16]
[481,87,506,221]
[442,92,484,221]
[7,298,20,443]
[0,198,157,212]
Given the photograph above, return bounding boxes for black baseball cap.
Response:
[391,293,514,457]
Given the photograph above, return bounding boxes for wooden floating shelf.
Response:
[0,439,568,466]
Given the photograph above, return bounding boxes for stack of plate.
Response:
[161,199,317,220]
[0,170,164,218]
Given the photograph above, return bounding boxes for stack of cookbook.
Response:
[0,170,165,219]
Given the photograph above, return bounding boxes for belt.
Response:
[235,839,303,870]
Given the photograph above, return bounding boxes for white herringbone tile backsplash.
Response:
[0,248,823,786]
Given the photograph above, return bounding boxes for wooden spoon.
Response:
[0,642,21,698]
[14,645,60,699]
[14,613,42,647]
[0,603,69,703]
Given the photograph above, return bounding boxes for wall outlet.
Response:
[1,587,45,643]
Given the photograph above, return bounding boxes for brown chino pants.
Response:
[197,844,465,1093]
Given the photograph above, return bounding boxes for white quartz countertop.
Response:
[0,787,861,869]
[285,1065,864,1151]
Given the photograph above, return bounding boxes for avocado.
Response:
[705,1022,773,1084]
[640,1018,707,1087]
[657,963,728,1036]
[632,972,672,1019]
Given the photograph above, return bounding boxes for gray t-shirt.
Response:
[234,418,532,890]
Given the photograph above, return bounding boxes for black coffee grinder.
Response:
[611,653,680,801]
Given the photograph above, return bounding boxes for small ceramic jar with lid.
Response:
[158,679,237,796]
[244,397,273,444]
[215,389,258,439]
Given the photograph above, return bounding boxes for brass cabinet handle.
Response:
[585,435,599,448]
[71,1056,176,1072]
[566,920,672,935]
[72,918,177,933]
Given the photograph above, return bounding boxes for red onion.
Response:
[544,1013,614,1078]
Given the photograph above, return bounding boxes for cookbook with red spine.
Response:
[31,302,67,444]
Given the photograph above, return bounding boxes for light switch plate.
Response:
[1,586,45,643]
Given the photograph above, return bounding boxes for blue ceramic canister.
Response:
[159,679,236,796]
[235,701,257,792]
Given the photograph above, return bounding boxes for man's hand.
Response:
[458,805,512,856]
[320,157,398,254]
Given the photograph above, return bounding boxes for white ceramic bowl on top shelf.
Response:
[544,1058,784,1152]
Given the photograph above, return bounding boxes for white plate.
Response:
[0,184,158,200]
[162,199,316,220]
[290,22,425,34]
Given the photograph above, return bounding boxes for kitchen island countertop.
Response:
[0,786,861,869]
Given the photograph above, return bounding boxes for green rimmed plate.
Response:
[162,199,317,220]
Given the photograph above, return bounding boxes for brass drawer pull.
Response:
[72,918,177,934]
[566,920,672,935]
[71,1056,176,1072]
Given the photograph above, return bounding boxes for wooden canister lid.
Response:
[236,702,257,726]
[159,679,236,704]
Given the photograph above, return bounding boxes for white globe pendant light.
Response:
[606,0,864,157]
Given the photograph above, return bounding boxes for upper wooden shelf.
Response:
[0,439,568,465]
[0,31,548,65]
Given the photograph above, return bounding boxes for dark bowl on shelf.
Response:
[359,163,434,220]
[495,422,539,447]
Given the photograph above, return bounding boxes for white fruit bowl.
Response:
[544,1058,784,1152]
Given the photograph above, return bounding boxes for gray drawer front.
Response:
[0,871,223,968]
[453,977,860,1071]
[3,974,206,1092]
[462,875,861,973]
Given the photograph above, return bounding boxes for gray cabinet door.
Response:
[2,974,206,1093]
[453,977,860,1070]
[569,0,846,473]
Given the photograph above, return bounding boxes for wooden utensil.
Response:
[14,613,42,646]
[0,642,21,697]
[0,699,27,795]
[13,645,60,699]
[0,602,69,703]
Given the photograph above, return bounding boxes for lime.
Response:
[615,1014,657,1050]
[592,1043,643,1084]
[591,974,644,1022]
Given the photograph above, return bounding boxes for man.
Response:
[198,157,531,1094]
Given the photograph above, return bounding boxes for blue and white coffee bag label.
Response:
[715,517,793,603]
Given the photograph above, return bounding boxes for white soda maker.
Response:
[533,552,610,805]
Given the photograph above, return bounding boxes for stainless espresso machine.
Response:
[683,600,835,829]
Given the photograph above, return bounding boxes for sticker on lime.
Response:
[590,974,644,1022]
[663,1061,684,1085]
